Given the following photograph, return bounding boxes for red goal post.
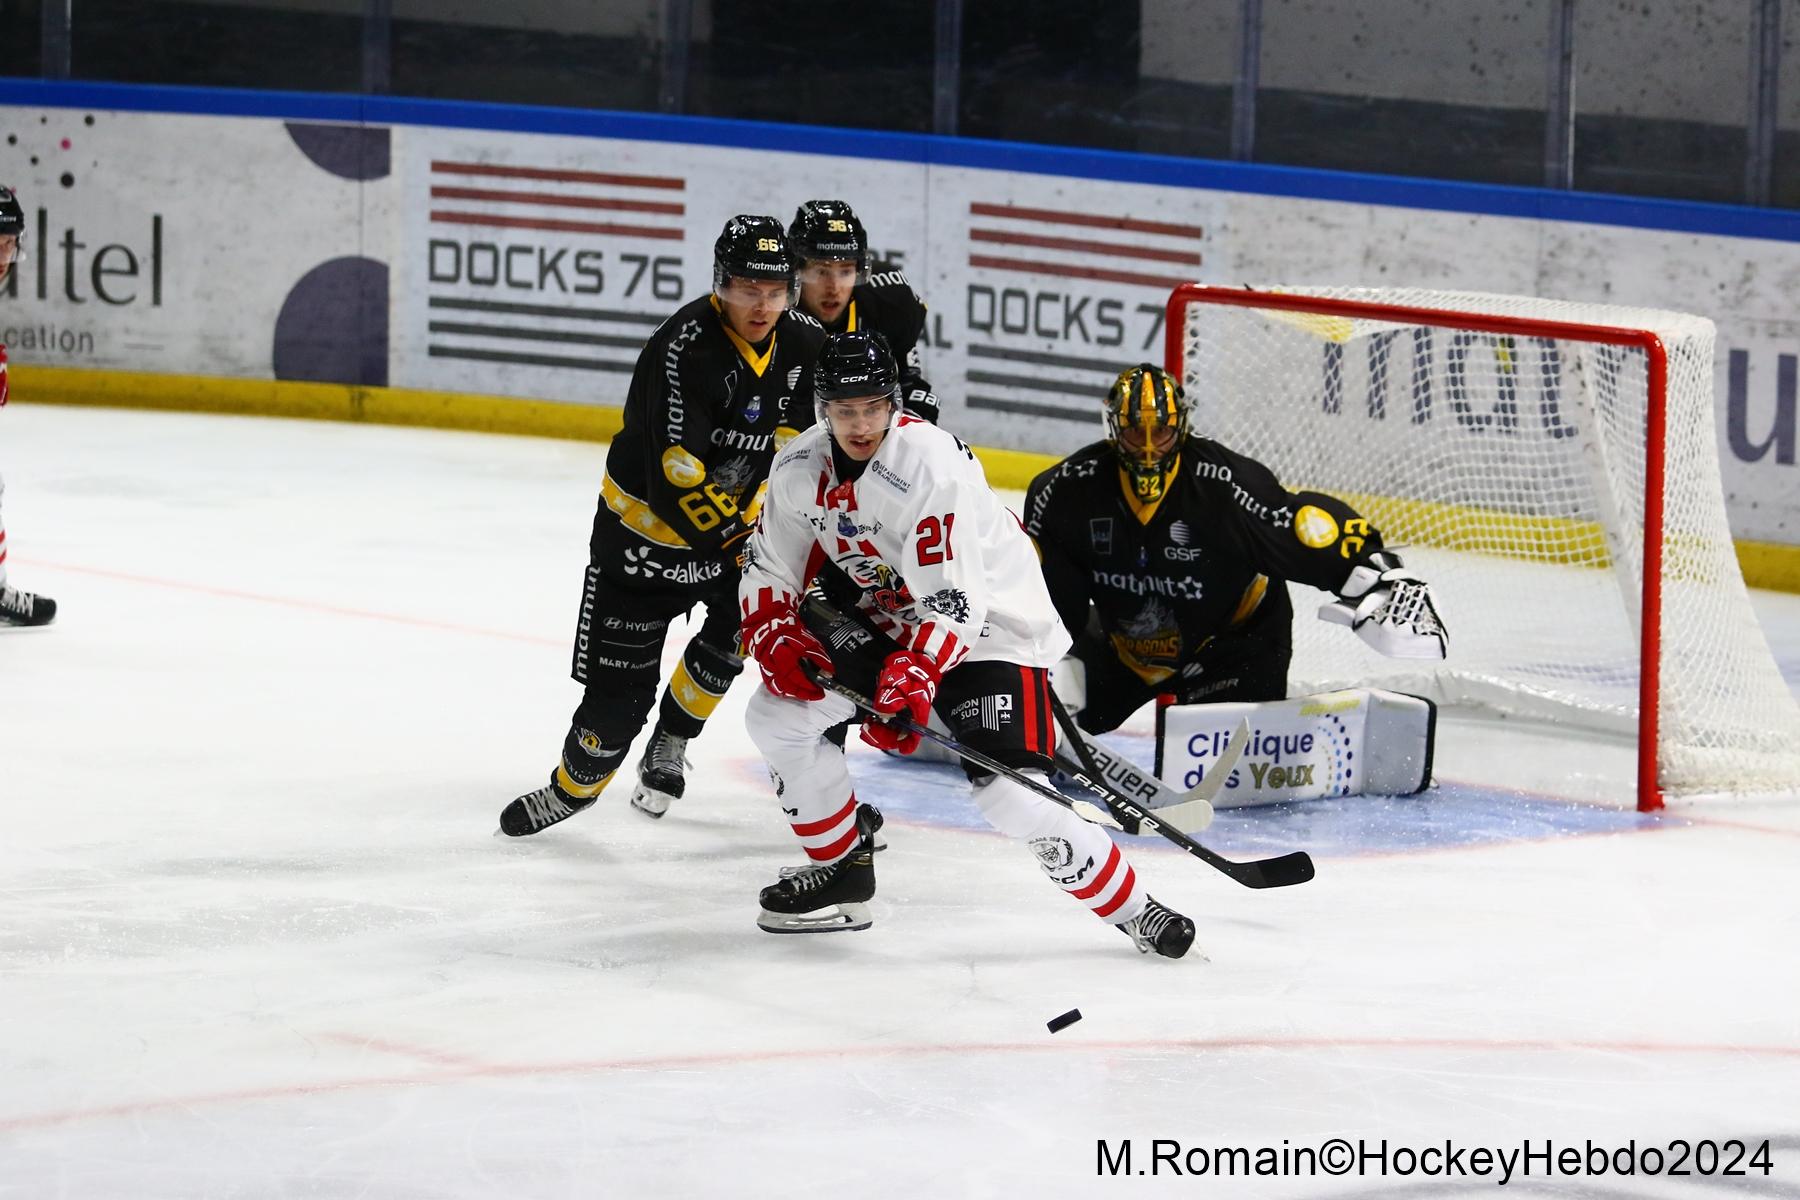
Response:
[1164,283,1800,811]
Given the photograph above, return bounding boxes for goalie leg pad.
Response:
[1155,689,1436,807]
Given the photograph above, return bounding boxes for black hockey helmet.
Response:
[712,214,797,304]
[788,199,870,281]
[815,329,901,423]
[1104,363,1190,504]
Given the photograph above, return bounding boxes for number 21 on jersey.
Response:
[916,514,956,565]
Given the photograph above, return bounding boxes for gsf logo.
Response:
[1164,546,1204,561]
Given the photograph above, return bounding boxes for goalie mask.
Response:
[1104,363,1189,504]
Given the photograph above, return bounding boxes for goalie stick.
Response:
[804,664,1315,891]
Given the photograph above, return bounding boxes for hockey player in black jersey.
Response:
[1024,363,1447,735]
[788,200,938,422]
[499,215,827,836]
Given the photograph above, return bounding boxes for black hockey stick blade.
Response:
[810,663,1314,889]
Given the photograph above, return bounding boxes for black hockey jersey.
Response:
[813,261,936,422]
[1022,437,1385,685]
[590,294,825,588]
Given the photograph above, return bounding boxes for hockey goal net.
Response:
[1166,284,1800,810]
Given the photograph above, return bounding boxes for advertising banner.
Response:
[0,95,1794,545]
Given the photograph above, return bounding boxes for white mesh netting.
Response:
[1173,285,1800,798]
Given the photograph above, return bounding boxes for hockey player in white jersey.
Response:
[738,330,1196,957]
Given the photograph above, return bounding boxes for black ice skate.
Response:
[498,776,596,837]
[758,837,876,934]
[0,585,56,627]
[1116,895,1197,959]
[628,722,690,818]
[777,803,886,881]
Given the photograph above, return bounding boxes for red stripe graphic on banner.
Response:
[430,211,684,240]
[431,161,685,190]
[969,202,1203,239]
[969,228,1201,265]
[429,186,685,216]
[967,254,1193,291]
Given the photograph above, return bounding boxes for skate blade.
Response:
[757,902,873,934]
[628,785,673,819]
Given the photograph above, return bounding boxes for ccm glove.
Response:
[859,650,941,755]
[742,596,831,701]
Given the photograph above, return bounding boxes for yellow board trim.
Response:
[13,364,1800,594]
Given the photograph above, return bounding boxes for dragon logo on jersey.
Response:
[711,454,756,497]
[921,587,971,623]
[662,446,706,489]
[863,562,914,614]
[1111,598,1182,683]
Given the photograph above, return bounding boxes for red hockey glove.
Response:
[859,650,941,755]
[742,595,830,702]
[0,345,10,408]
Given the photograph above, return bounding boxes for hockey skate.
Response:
[778,803,885,880]
[628,722,691,818]
[758,835,876,934]
[498,776,596,837]
[0,585,55,627]
[1116,895,1197,960]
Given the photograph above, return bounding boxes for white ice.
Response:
[2,404,1798,1199]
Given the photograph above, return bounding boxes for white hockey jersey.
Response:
[740,414,1071,673]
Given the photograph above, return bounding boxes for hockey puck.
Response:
[1046,1008,1082,1034]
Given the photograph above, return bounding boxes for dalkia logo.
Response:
[0,209,164,307]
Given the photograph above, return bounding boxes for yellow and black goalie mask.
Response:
[1104,363,1189,504]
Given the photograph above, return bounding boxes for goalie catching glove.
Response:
[860,650,940,755]
[1318,551,1448,660]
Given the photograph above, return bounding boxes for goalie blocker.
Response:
[1154,689,1436,807]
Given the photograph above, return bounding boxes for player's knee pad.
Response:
[972,775,1122,885]
[746,685,855,769]
[971,772,1077,842]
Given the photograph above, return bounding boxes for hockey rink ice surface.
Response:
[3,404,1799,1200]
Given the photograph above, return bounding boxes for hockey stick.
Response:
[1049,699,1246,835]
[1053,712,1246,834]
[806,665,1314,890]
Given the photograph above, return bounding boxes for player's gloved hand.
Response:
[742,595,830,701]
[860,650,940,755]
[1318,550,1448,660]
[0,344,10,408]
